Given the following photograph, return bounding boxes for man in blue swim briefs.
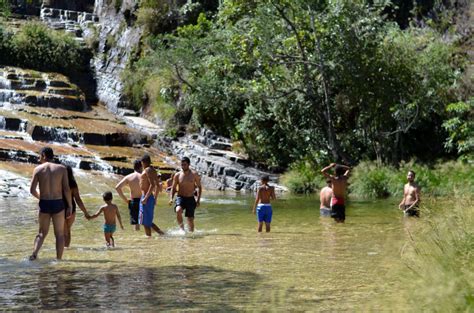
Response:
[139,154,165,237]
[29,147,73,260]
[169,157,202,232]
[115,159,143,231]
[252,175,276,232]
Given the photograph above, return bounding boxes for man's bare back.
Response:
[257,185,275,204]
[31,162,69,200]
[320,186,332,209]
[330,176,349,198]
[120,172,142,198]
[140,167,159,195]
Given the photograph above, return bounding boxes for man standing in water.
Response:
[115,159,143,231]
[169,157,202,232]
[321,163,351,223]
[399,170,421,217]
[319,179,333,217]
[29,147,72,260]
[252,175,276,232]
[139,154,165,236]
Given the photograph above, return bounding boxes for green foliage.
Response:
[126,0,467,168]
[0,0,10,18]
[443,100,474,161]
[349,160,474,198]
[0,22,84,75]
[281,159,324,194]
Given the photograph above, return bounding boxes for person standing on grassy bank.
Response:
[321,163,351,223]
[319,179,333,217]
[399,170,421,217]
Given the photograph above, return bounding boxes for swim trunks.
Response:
[331,196,345,222]
[320,207,331,216]
[139,195,155,227]
[103,224,116,233]
[39,199,65,215]
[404,205,420,217]
[256,203,272,223]
[175,196,197,218]
[128,198,141,225]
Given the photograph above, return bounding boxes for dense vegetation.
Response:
[0,22,86,76]
[123,0,472,171]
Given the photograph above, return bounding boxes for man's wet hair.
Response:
[39,147,54,160]
[133,159,142,171]
[335,165,346,177]
[326,179,332,186]
[181,157,191,164]
[103,191,113,202]
[141,154,151,164]
[408,170,416,177]
[261,175,270,183]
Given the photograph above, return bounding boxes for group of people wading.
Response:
[29,147,201,261]
[28,147,420,261]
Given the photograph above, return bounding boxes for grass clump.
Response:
[399,198,474,311]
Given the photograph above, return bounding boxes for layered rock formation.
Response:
[162,129,286,192]
[91,0,142,113]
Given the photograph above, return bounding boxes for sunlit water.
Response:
[0,167,415,311]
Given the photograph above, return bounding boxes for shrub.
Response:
[2,22,84,75]
[281,160,324,194]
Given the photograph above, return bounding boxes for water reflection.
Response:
[1,264,260,310]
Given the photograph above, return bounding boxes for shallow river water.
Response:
[0,167,415,311]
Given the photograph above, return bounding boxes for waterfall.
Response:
[0,116,5,129]
[58,154,82,169]
[92,156,113,173]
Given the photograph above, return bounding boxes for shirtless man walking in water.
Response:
[29,147,72,260]
[321,163,351,223]
[139,154,164,236]
[115,159,143,231]
[169,157,202,232]
[399,170,421,217]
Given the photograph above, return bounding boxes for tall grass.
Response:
[349,160,474,198]
[399,198,474,311]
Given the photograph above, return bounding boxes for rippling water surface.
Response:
[0,167,413,311]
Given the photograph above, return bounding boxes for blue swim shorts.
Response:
[139,195,155,227]
[103,224,116,233]
[257,204,272,223]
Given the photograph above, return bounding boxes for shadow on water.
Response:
[0,261,260,311]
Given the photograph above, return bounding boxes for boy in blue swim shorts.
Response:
[89,191,124,247]
[252,175,276,232]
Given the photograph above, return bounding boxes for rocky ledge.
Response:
[159,129,286,192]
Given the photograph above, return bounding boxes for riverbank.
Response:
[392,197,473,311]
[282,160,474,198]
